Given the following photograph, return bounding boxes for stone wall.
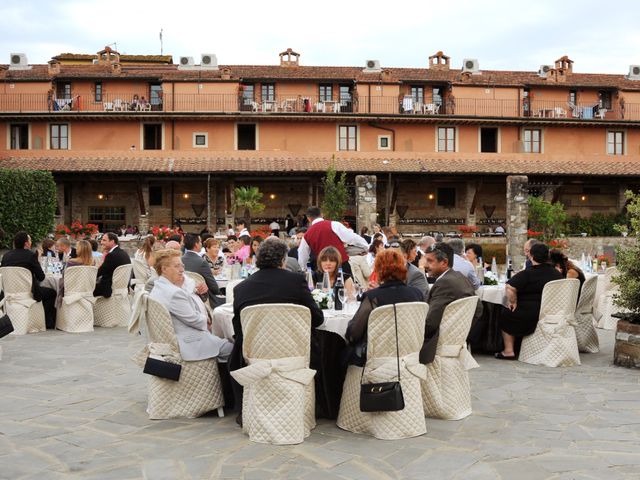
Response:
[614,320,640,369]
[564,236,637,260]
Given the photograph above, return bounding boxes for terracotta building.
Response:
[1,47,639,233]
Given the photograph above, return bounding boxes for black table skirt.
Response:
[311,329,348,419]
[468,301,505,355]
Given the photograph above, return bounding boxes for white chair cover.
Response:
[0,267,45,335]
[574,275,599,352]
[131,293,225,419]
[94,264,132,327]
[520,279,581,367]
[231,303,315,445]
[132,259,151,293]
[184,271,205,285]
[56,266,98,333]
[596,267,620,330]
[225,279,243,304]
[422,296,479,420]
[337,302,428,440]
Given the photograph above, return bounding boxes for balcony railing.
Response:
[0,92,636,120]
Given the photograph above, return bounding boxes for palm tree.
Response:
[234,186,265,231]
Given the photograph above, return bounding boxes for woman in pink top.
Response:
[234,235,251,262]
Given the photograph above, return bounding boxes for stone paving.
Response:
[1,328,639,480]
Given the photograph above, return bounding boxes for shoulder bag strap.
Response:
[393,303,401,382]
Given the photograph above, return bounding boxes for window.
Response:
[261,83,275,102]
[94,82,102,102]
[193,132,208,148]
[10,124,28,149]
[523,129,541,153]
[437,127,455,152]
[150,83,163,110]
[241,83,254,109]
[338,125,357,151]
[143,124,162,150]
[50,124,68,149]
[480,127,498,152]
[607,131,624,155]
[378,135,391,150]
[432,86,444,105]
[149,186,163,206]
[437,187,456,207]
[569,89,577,105]
[319,84,332,102]
[599,90,612,110]
[88,206,126,233]
[411,86,424,104]
[339,85,353,112]
[56,82,71,99]
[237,124,256,150]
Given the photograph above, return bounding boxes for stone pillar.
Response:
[465,181,477,227]
[506,175,529,270]
[138,214,149,234]
[356,175,377,234]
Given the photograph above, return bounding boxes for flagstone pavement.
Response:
[1,327,639,480]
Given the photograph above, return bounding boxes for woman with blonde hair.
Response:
[57,240,95,306]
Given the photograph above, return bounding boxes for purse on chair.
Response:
[0,314,14,338]
[143,356,182,381]
[359,304,405,412]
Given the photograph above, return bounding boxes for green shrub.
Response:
[566,213,628,236]
[0,169,56,249]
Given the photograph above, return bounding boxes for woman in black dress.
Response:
[496,243,562,359]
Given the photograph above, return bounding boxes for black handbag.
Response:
[143,356,182,381]
[359,304,405,412]
[0,314,14,338]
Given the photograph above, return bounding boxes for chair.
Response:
[315,102,325,113]
[250,101,261,112]
[225,279,243,304]
[56,266,98,333]
[131,293,225,419]
[231,304,316,444]
[103,102,113,111]
[519,279,581,367]
[554,107,568,118]
[0,267,46,335]
[574,275,599,353]
[184,270,205,285]
[337,302,428,440]
[596,267,620,330]
[596,108,607,119]
[132,259,151,293]
[425,103,439,115]
[93,264,132,328]
[113,99,124,111]
[422,296,479,420]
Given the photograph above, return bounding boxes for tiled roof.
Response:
[52,53,174,64]
[2,150,639,176]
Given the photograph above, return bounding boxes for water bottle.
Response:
[585,254,592,273]
[333,268,345,311]
[240,258,248,279]
[580,252,586,271]
[476,256,484,284]
[491,257,498,276]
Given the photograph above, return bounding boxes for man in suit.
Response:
[181,233,224,308]
[1,231,57,329]
[420,242,482,364]
[229,237,324,421]
[93,232,131,298]
[399,239,429,300]
[55,237,76,263]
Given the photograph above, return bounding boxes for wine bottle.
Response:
[506,255,513,280]
[333,267,344,311]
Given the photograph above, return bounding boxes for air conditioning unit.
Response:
[462,58,480,74]
[538,64,553,77]
[178,56,195,69]
[627,65,640,80]
[9,53,31,70]
[200,53,218,70]
[92,59,99,65]
[363,59,381,72]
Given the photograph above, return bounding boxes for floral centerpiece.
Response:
[55,221,99,239]
[483,270,499,286]
[151,225,176,241]
[311,289,332,309]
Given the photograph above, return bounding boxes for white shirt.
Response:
[370,232,388,246]
[297,217,369,269]
[237,228,250,239]
[269,221,280,230]
[452,254,482,290]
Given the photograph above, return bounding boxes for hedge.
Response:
[0,169,56,249]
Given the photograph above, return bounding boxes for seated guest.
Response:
[150,249,232,361]
[288,228,306,260]
[88,239,102,260]
[347,244,371,288]
[165,240,182,251]
[56,237,77,263]
[399,239,429,300]
[550,249,585,293]
[359,226,371,244]
[182,233,223,308]
[248,236,263,264]
[229,237,324,419]
[269,219,280,237]
[447,238,482,290]
[226,224,235,237]
[464,243,484,269]
[57,240,95,307]
[346,249,425,365]
[421,242,482,364]
[203,238,225,275]
[523,238,541,269]
[233,235,251,263]
[235,219,251,240]
[94,232,132,298]
[367,238,384,267]
[313,246,355,296]
[40,238,57,258]
[0,231,57,328]
[496,243,563,359]
[371,224,388,246]
[134,235,156,267]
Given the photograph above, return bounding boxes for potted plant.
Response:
[612,191,640,325]
[458,225,478,238]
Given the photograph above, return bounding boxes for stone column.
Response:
[465,181,477,227]
[356,175,377,234]
[506,175,529,270]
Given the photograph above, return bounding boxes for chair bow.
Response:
[128,291,148,334]
[112,287,129,300]
[3,292,37,308]
[365,352,427,382]
[539,314,577,337]
[437,344,479,370]
[63,291,97,306]
[231,356,316,387]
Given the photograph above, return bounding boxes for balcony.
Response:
[0,92,636,121]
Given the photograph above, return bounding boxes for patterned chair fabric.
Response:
[225,279,243,304]
[132,259,151,293]
[423,296,479,420]
[132,293,225,419]
[94,264,132,327]
[184,271,205,285]
[574,275,599,352]
[596,267,620,330]
[56,266,98,333]
[0,267,45,335]
[519,279,581,367]
[231,303,316,445]
[337,302,428,440]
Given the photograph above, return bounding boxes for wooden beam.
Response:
[136,179,146,216]
[469,178,483,215]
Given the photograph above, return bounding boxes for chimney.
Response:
[279,48,300,67]
[48,59,61,75]
[554,55,573,74]
[429,51,450,71]
[221,67,231,80]
[111,62,122,74]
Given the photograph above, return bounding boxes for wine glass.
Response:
[337,288,345,307]
[321,272,331,293]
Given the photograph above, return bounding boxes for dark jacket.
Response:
[58,247,77,262]
[421,269,482,364]
[181,250,223,308]
[229,267,324,373]
[1,248,46,300]
[94,246,131,297]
